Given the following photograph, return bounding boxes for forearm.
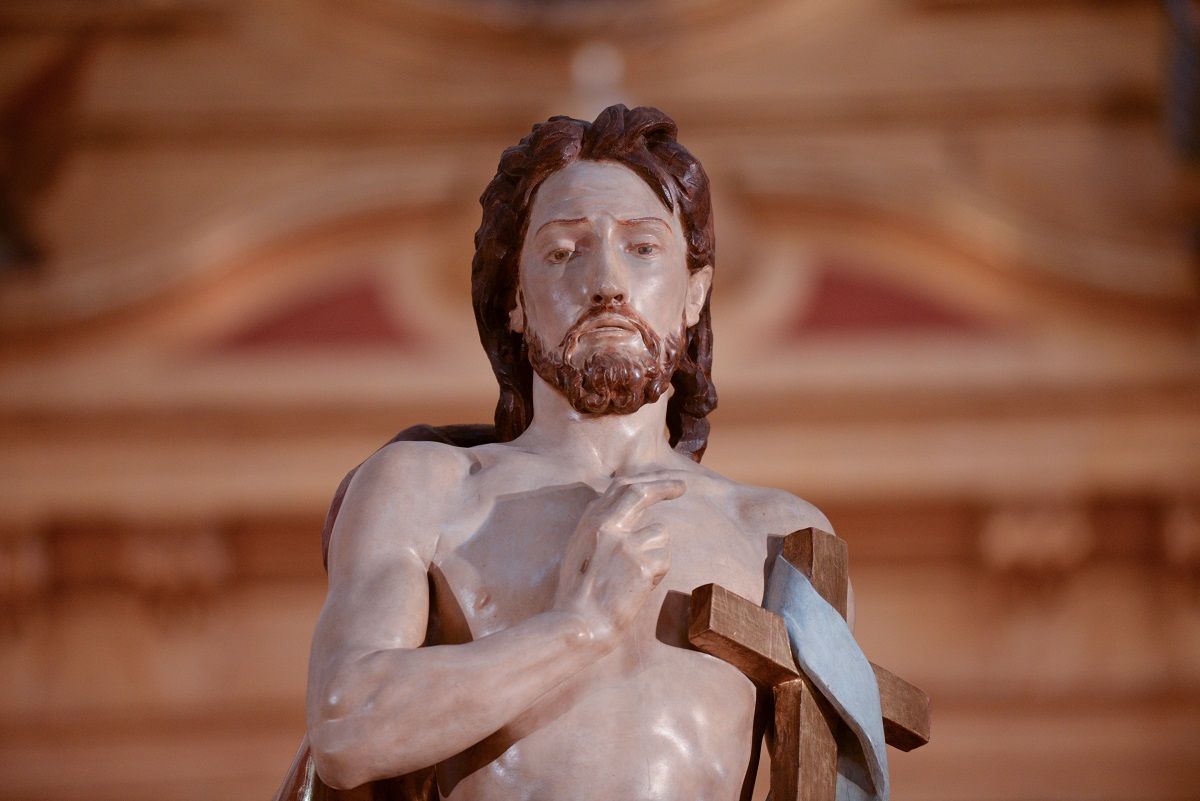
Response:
[309,608,603,788]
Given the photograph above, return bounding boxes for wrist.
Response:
[546,609,614,655]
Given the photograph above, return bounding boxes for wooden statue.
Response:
[273,105,929,801]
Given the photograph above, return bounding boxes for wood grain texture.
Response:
[781,527,849,620]
[690,526,931,801]
[689,583,799,688]
[772,678,839,801]
[872,663,932,752]
[690,581,932,754]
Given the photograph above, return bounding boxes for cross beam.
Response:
[689,528,931,801]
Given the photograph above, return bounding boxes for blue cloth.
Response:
[764,556,889,801]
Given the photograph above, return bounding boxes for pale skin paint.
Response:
[306,161,832,800]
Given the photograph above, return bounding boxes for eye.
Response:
[547,247,574,264]
[632,243,658,257]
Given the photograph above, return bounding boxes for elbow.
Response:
[307,661,433,785]
[309,721,431,790]
[308,720,372,791]
[308,691,428,789]
[307,692,374,791]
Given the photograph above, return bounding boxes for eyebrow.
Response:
[618,216,671,232]
[534,217,587,237]
[533,215,673,238]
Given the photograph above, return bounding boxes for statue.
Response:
[273,105,928,801]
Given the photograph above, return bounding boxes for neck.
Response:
[513,375,678,476]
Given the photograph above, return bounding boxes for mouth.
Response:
[586,325,635,335]
[559,306,654,357]
[582,315,638,335]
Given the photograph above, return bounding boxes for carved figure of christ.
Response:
[299,106,862,801]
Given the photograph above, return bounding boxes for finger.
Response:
[608,479,685,525]
[642,547,671,583]
[598,471,685,508]
[604,471,691,502]
[611,469,693,485]
[629,523,669,550]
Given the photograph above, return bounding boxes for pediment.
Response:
[1,168,1193,425]
[0,0,1195,520]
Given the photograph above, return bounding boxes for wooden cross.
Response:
[688,528,931,801]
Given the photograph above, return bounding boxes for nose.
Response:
[589,239,628,306]
[592,286,624,305]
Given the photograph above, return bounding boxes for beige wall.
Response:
[0,1,1197,799]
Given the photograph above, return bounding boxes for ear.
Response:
[684,265,713,328]
[508,289,526,334]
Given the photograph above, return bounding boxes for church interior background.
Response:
[1,1,1198,799]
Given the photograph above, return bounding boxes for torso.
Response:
[419,442,819,801]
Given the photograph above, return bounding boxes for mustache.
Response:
[558,302,658,357]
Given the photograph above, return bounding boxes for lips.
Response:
[582,314,637,334]
[558,303,657,357]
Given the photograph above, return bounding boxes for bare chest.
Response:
[427,478,768,799]
[430,480,766,643]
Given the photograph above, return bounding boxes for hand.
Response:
[552,473,686,648]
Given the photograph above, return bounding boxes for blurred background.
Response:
[0,1,1198,799]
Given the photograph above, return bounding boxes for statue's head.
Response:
[472,104,717,460]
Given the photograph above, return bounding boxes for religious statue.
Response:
[273,104,929,801]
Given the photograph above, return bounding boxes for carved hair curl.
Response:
[471,104,717,460]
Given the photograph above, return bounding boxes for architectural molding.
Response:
[0,524,49,633]
[1163,500,1200,578]
[978,505,1093,582]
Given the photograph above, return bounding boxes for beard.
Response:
[525,303,684,417]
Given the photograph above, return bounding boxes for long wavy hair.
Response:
[471,104,717,460]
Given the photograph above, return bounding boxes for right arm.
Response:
[305,444,682,789]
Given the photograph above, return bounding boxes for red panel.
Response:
[792,267,989,337]
[216,278,414,351]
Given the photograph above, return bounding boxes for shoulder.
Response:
[329,440,476,570]
[712,474,833,540]
[740,485,832,536]
[355,438,477,490]
[345,439,483,521]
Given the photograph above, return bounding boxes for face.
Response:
[512,160,712,415]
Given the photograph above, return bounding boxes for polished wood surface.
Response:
[688,582,797,688]
[772,678,839,801]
